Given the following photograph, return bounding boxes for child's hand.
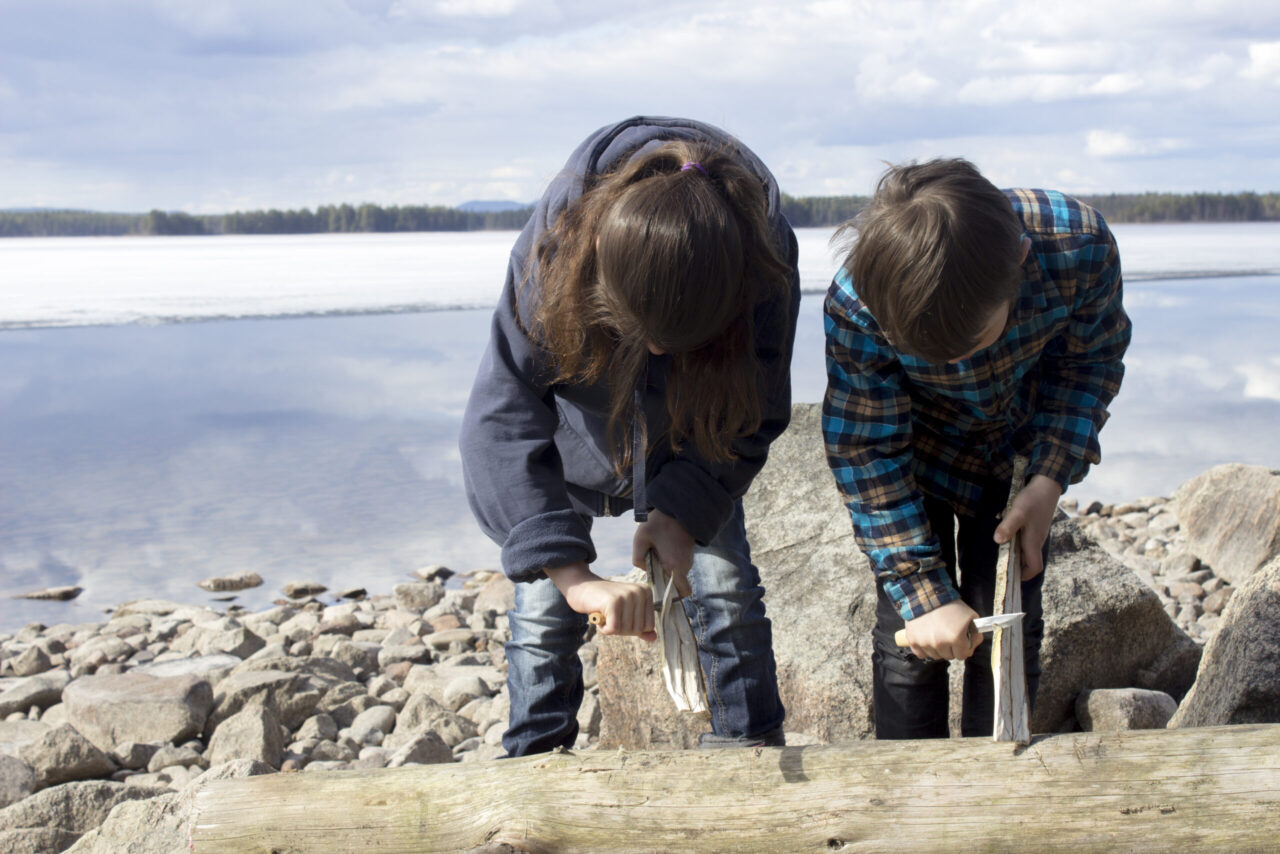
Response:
[902,600,982,661]
[994,474,1062,580]
[633,509,695,597]
[545,561,657,640]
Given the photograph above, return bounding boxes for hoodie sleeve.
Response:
[459,223,597,584]
[646,219,802,545]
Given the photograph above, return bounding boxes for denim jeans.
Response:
[503,499,785,756]
[871,478,1046,740]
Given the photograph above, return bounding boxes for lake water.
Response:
[3,225,1280,632]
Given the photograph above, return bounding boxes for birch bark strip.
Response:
[992,455,1030,744]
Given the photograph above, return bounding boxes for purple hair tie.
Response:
[680,161,708,175]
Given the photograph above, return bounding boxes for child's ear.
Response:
[1019,235,1032,262]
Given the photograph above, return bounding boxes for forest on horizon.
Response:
[3,191,1279,237]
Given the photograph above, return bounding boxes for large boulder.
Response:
[599,403,877,748]
[0,753,36,808]
[0,670,71,718]
[1033,520,1202,732]
[1173,464,1280,584]
[17,724,116,790]
[204,669,321,735]
[63,673,213,753]
[1170,558,1280,727]
[597,404,1202,745]
[0,779,165,853]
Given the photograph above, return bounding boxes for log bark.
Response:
[191,724,1280,853]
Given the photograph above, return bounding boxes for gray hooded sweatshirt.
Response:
[460,116,801,583]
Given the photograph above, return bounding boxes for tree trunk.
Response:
[191,724,1280,853]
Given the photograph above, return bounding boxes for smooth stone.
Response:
[393,582,445,613]
[386,730,453,767]
[1075,688,1178,731]
[18,724,116,790]
[63,672,213,753]
[198,572,264,593]
[15,586,84,601]
[0,670,71,718]
[146,744,205,774]
[207,705,284,770]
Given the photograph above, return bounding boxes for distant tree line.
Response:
[3,192,1279,237]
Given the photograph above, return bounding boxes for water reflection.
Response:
[3,278,1280,632]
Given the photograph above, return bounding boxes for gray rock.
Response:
[1174,464,1280,584]
[1171,558,1280,727]
[205,669,320,734]
[17,724,116,790]
[348,705,397,741]
[402,663,505,710]
[390,694,477,749]
[296,713,338,741]
[0,719,52,755]
[282,581,327,599]
[197,571,264,593]
[207,705,284,769]
[130,653,240,686]
[145,744,203,774]
[472,574,516,616]
[0,753,36,808]
[386,730,453,767]
[64,759,272,854]
[232,653,356,687]
[1075,688,1178,731]
[200,627,266,659]
[393,582,445,613]
[63,673,212,753]
[110,742,159,771]
[1203,586,1235,616]
[0,670,71,718]
[12,645,54,677]
[441,674,489,712]
[1035,520,1202,732]
[601,404,877,747]
[0,826,82,852]
[15,586,83,601]
[377,643,432,668]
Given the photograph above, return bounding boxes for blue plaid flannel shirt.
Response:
[823,190,1132,621]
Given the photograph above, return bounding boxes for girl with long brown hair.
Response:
[461,116,800,755]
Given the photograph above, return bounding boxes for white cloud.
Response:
[1085,130,1186,158]
[2,0,1279,210]
[1242,41,1280,83]
[1238,357,1280,401]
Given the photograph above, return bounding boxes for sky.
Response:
[2,0,1279,214]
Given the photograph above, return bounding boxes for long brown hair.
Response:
[835,158,1024,363]
[525,139,791,471]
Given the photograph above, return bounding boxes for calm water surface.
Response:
[3,234,1280,632]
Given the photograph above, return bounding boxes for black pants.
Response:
[871,479,1046,739]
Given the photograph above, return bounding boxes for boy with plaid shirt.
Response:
[823,158,1131,738]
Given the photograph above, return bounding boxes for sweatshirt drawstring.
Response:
[632,360,648,523]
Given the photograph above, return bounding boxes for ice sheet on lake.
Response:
[3,224,1280,330]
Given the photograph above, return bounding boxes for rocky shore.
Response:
[0,568,552,852]
[1,408,1278,851]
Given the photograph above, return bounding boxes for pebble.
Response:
[1070,496,1229,646]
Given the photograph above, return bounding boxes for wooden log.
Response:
[191,724,1280,853]
[992,455,1030,744]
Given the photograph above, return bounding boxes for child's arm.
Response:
[822,284,964,628]
[546,562,657,641]
[1027,222,1130,492]
[1014,220,1131,571]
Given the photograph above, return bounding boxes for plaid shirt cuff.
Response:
[1029,437,1082,493]
[882,560,962,622]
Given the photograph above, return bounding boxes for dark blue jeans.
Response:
[871,480,1046,739]
[503,500,785,756]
